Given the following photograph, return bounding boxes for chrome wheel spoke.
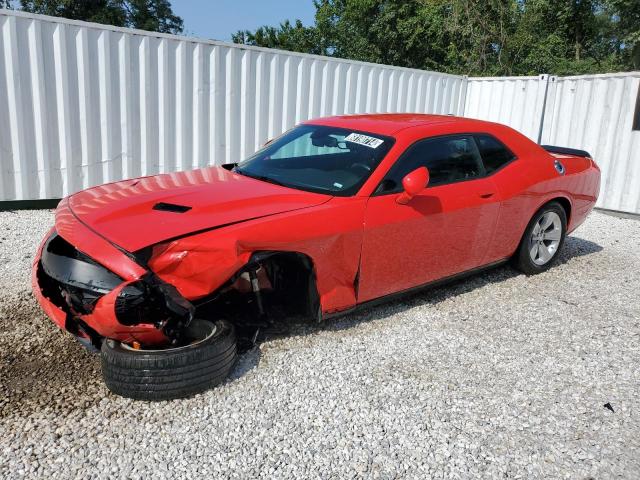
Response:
[529,243,539,260]
[544,228,561,241]
[537,244,552,263]
[529,210,562,266]
[532,223,541,235]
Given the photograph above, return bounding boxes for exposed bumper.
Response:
[31,198,185,346]
[33,257,168,345]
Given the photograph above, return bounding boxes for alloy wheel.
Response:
[529,211,562,265]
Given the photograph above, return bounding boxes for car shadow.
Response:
[227,345,262,381]
[233,234,604,374]
[557,235,603,264]
[329,235,602,331]
[0,235,603,406]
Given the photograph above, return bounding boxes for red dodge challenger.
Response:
[33,114,600,400]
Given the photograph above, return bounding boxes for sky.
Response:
[172,0,317,42]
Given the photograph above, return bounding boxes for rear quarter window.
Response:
[475,134,516,174]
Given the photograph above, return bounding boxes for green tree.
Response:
[232,19,321,54]
[444,0,518,75]
[234,0,452,71]
[20,0,126,25]
[19,0,183,34]
[125,0,183,34]
[312,0,451,71]
[606,0,640,68]
[509,0,625,75]
[233,0,636,76]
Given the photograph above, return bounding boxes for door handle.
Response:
[479,192,495,199]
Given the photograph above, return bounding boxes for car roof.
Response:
[303,113,492,137]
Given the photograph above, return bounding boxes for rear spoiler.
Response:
[541,145,592,159]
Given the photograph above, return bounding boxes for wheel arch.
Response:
[527,196,572,232]
[511,196,569,274]
[196,249,322,323]
[549,196,572,225]
[250,250,322,321]
[514,196,571,257]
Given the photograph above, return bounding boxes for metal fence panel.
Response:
[541,73,640,213]
[464,75,549,141]
[2,10,639,214]
[0,10,467,201]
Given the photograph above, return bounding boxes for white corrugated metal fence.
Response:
[541,73,640,213]
[464,75,550,142]
[1,9,639,214]
[465,72,640,213]
[0,10,466,201]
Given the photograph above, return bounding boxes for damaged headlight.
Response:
[114,274,195,339]
[114,281,151,325]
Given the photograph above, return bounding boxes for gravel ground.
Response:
[0,209,638,479]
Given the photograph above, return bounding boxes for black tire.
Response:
[512,201,567,275]
[101,319,237,401]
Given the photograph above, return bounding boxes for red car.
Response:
[33,114,600,400]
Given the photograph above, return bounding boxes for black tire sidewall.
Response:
[101,319,237,401]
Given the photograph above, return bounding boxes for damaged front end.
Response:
[39,233,122,315]
[34,231,194,349]
[112,273,195,340]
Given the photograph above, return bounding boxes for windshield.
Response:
[235,125,394,196]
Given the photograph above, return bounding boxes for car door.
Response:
[471,133,521,262]
[357,134,501,303]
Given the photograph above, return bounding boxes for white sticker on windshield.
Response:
[344,133,384,149]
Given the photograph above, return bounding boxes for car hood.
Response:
[68,167,331,252]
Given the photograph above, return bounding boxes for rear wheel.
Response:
[101,319,237,401]
[513,201,567,275]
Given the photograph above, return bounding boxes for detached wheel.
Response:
[101,319,237,401]
[513,201,567,275]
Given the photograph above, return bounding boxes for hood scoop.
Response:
[68,166,331,252]
[153,202,192,213]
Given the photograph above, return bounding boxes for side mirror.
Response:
[396,167,429,205]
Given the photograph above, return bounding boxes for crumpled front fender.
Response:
[33,199,193,346]
[147,236,252,300]
[145,197,368,314]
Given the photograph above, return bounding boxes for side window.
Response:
[475,134,516,174]
[377,135,484,193]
